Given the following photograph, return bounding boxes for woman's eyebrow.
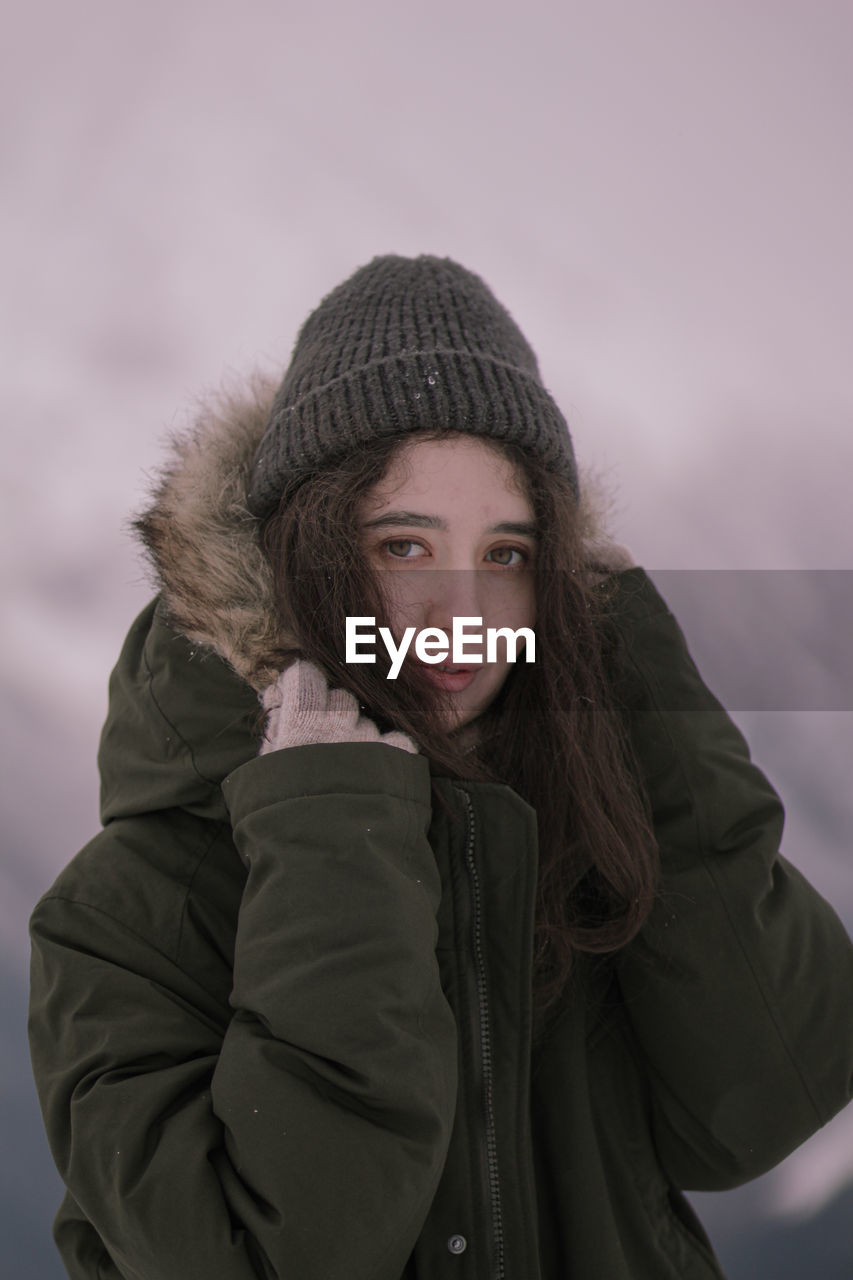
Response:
[361,511,537,537]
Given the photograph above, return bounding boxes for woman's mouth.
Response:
[417,663,477,693]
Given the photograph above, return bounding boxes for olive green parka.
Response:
[28,385,853,1280]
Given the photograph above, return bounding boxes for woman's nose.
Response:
[422,570,485,631]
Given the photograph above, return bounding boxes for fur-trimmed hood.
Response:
[135,373,290,693]
[134,371,617,696]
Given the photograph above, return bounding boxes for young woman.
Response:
[29,255,853,1279]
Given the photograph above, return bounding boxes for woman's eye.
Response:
[384,539,424,559]
[486,546,527,567]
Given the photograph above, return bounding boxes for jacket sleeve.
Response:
[609,569,853,1190]
[28,742,458,1280]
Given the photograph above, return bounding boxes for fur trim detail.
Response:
[134,373,293,690]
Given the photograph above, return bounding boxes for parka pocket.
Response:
[587,1005,726,1279]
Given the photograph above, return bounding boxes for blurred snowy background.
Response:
[2,1,852,1275]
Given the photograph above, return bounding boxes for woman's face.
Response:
[358,435,537,729]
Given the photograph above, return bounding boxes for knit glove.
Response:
[260,659,418,755]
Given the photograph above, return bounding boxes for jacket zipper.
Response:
[457,788,506,1280]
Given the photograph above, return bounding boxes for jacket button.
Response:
[447,1234,467,1255]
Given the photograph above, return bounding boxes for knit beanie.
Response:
[246,254,578,516]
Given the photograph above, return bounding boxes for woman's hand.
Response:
[260,659,418,755]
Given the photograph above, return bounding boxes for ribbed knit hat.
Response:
[246,254,578,516]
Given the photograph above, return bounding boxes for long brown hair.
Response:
[261,431,658,1019]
